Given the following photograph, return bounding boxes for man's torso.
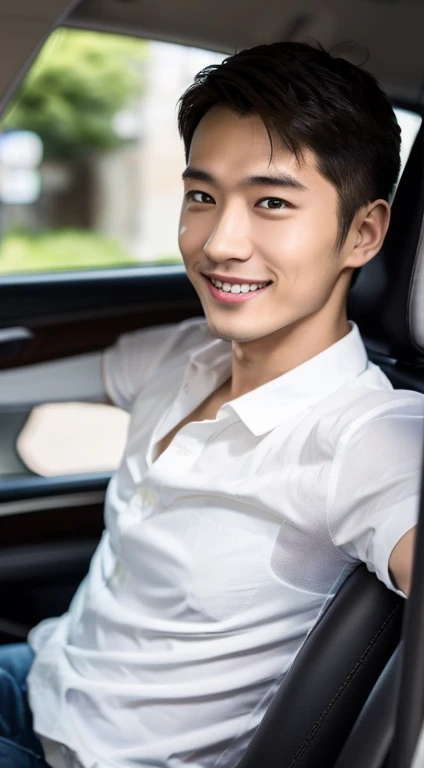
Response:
[25,318,424,768]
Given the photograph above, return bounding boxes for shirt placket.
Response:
[145,362,230,473]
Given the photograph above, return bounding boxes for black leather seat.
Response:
[333,644,402,768]
[235,121,424,768]
[237,566,403,768]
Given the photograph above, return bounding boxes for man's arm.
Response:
[327,403,424,600]
[389,526,417,597]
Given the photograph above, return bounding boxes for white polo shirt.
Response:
[27,316,424,768]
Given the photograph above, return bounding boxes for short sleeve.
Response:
[102,320,195,412]
[327,398,424,597]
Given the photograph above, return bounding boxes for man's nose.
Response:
[203,205,253,262]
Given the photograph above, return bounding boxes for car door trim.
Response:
[0,490,105,517]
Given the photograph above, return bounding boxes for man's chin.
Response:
[204,317,268,344]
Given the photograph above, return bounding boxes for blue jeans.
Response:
[0,642,51,767]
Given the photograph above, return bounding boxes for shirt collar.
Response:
[189,320,369,436]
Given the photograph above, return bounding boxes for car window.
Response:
[0,28,225,275]
[393,107,422,199]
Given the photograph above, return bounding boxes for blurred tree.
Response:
[0,29,148,160]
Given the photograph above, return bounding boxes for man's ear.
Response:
[344,200,391,270]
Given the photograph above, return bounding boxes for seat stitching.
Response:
[287,605,401,767]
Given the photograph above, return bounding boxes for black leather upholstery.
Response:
[236,566,403,768]
[333,644,402,768]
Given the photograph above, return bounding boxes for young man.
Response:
[0,40,423,768]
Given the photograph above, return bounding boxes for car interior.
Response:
[1,0,424,766]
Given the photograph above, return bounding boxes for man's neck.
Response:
[225,315,351,401]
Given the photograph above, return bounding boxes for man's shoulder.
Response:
[314,377,424,459]
[110,316,209,363]
[103,316,210,410]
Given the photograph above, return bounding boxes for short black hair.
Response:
[177,41,401,290]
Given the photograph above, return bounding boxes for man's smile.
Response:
[201,273,273,303]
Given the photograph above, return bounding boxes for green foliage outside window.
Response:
[0,229,138,273]
[0,230,182,274]
[0,29,148,160]
[0,29,185,275]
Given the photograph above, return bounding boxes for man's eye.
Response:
[257,198,288,210]
[185,191,214,204]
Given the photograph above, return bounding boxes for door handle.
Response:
[0,327,34,359]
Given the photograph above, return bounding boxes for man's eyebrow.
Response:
[181,166,308,192]
[182,168,216,184]
[243,174,308,192]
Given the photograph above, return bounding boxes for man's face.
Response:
[178,106,353,345]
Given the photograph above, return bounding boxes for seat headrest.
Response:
[348,121,424,364]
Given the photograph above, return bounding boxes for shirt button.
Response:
[175,444,193,456]
[183,384,188,393]
[133,487,158,508]
[133,489,144,507]
[114,559,127,584]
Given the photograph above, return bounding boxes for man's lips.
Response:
[202,274,272,303]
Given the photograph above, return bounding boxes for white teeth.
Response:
[210,277,268,293]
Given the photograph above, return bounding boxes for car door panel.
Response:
[0,411,35,476]
[0,269,202,480]
[0,473,108,640]
[0,267,202,368]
